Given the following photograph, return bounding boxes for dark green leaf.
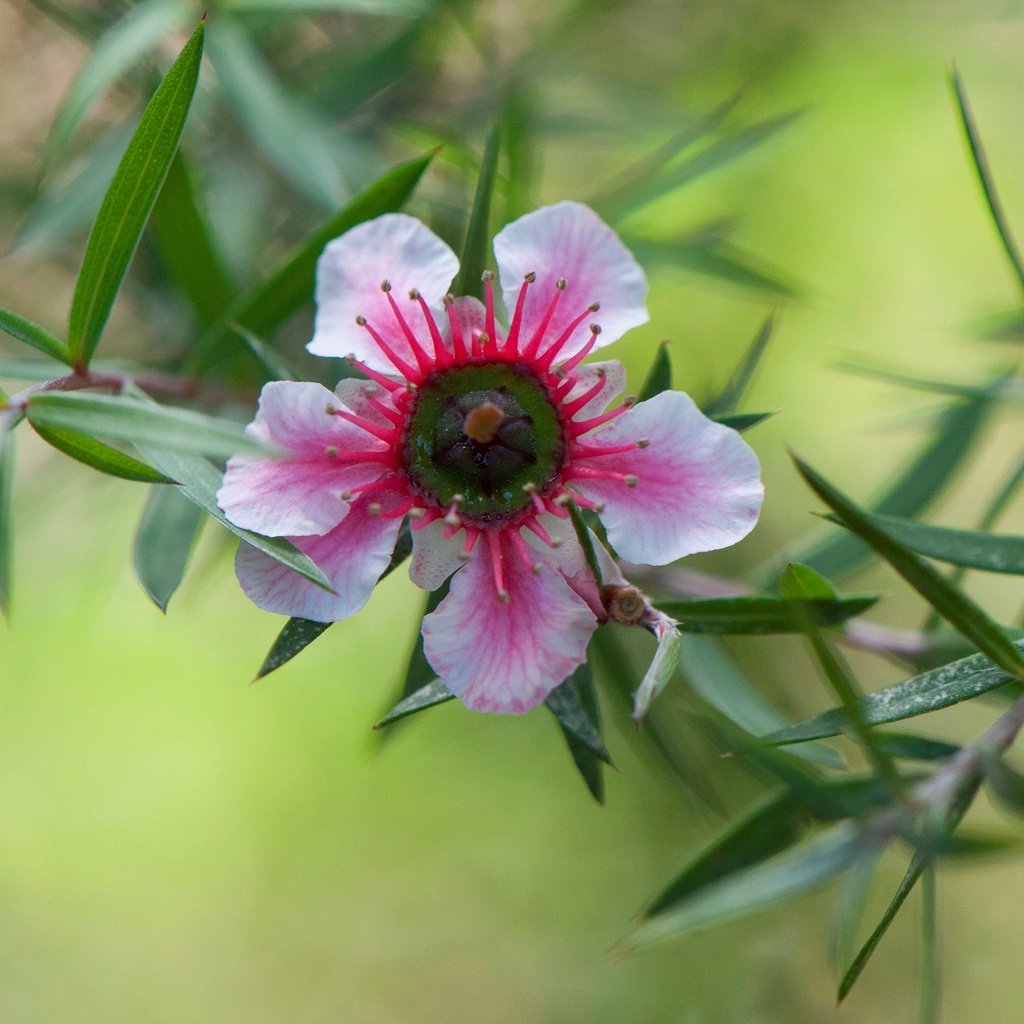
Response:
[27,392,266,461]
[67,19,205,368]
[641,789,808,918]
[151,152,236,328]
[31,421,172,483]
[793,455,1024,679]
[567,500,602,584]
[655,593,878,634]
[375,679,454,729]
[0,307,70,364]
[767,641,1024,745]
[623,822,868,951]
[546,663,609,803]
[0,429,13,615]
[256,618,333,681]
[637,342,672,402]
[920,863,939,1024]
[456,124,500,301]
[227,323,297,383]
[982,755,1024,817]
[872,732,961,762]
[43,0,193,172]
[704,313,774,416]
[193,153,433,371]
[132,484,203,611]
[711,410,774,433]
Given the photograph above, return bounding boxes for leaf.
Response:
[132,484,203,611]
[982,754,1024,818]
[132,444,332,592]
[829,511,1024,576]
[30,421,172,483]
[766,640,1024,745]
[375,679,455,729]
[704,313,774,416]
[632,614,682,723]
[150,151,236,328]
[227,323,297,383]
[637,342,672,403]
[192,153,433,371]
[920,863,939,1024]
[43,0,193,173]
[26,392,267,461]
[951,70,1024,295]
[67,19,205,368]
[872,732,960,762]
[547,664,610,803]
[455,124,501,301]
[794,387,998,579]
[208,19,347,210]
[711,410,774,433]
[622,822,868,951]
[641,789,808,918]
[654,593,878,634]
[0,429,13,615]
[221,0,425,13]
[0,307,70,364]
[793,454,1024,679]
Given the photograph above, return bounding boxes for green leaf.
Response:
[793,454,1024,679]
[132,484,203,611]
[26,392,267,461]
[794,388,998,579]
[622,822,868,951]
[43,0,193,173]
[872,732,961,762]
[637,342,672,402]
[227,323,297,383]
[151,152,236,328]
[632,615,682,723]
[766,640,1024,745]
[704,313,774,416]
[982,754,1024,818]
[711,410,774,433]
[375,679,455,729]
[221,0,425,13]
[0,307,70,364]
[30,421,172,483]
[132,444,332,592]
[548,665,610,803]
[456,124,500,301]
[654,593,878,634]
[951,70,1024,295]
[641,789,808,918]
[193,153,433,371]
[778,561,837,600]
[67,19,205,368]
[0,358,72,381]
[0,429,13,616]
[830,511,1024,576]
[567,501,602,584]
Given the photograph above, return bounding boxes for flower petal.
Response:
[409,519,466,591]
[309,213,459,374]
[493,202,648,358]
[573,390,763,565]
[234,494,404,622]
[217,381,390,537]
[422,536,597,714]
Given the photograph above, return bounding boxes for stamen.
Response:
[569,396,634,438]
[566,492,606,513]
[409,506,427,520]
[482,271,499,356]
[459,527,480,561]
[502,272,536,355]
[328,406,398,444]
[345,356,404,393]
[571,439,647,458]
[522,482,546,516]
[382,283,433,373]
[364,392,405,427]
[324,445,339,459]
[558,324,602,375]
[544,495,571,518]
[444,295,468,361]
[560,373,608,418]
[411,508,443,531]
[486,530,509,603]
[355,316,420,380]
[378,499,416,520]
[509,529,542,575]
[564,466,639,487]
[443,494,464,527]
[537,302,601,370]
[523,517,562,548]
[522,278,567,359]
[410,289,451,366]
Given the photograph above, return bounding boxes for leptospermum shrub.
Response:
[4,10,1024,1021]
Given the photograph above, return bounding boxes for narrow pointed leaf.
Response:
[31,422,172,483]
[655,593,878,634]
[227,323,297,383]
[982,755,1024,817]
[547,664,610,803]
[0,307,70,364]
[638,342,672,402]
[794,455,1024,679]
[27,392,267,460]
[712,410,773,433]
[375,679,454,729]
[132,484,203,611]
[705,313,774,416]
[456,124,500,300]
[67,19,205,367]
[872,732,960,762]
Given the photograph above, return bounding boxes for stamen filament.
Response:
[523,517,562,548]
[356,317,420,380]
[329,406,398,444]
[509,528,541,574]
[364,393,405,426]
[411,508,443,530]
[482,271,499,356]
[571,439,646,458]
[410,290,451,366]
[564,466,638,486]
[345,357,404,393]
[444,296,468,361]
[502,272,535,355]
[570,399,632,438]
[558,324,601,375]
[486,530,509,602]
[560,374,608,417]
[522,278,567,359]
[537,302,600,370]
[459,527,480,561]
[383,285,433,372]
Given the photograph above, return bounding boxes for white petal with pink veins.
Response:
[309,214,458,374]
[235,495,404,622]
[409,520,466,591]
[493,202,648,360]
[422,539,597,714]
[572,390,763,565]
[217,381,390,537]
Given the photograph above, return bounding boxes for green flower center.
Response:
[402,362,565,521]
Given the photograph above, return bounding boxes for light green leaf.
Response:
[704,313,774,416]
[793,454,1024,679]
[0,358,71,381]
[31,421,172,483]
[872,732,960,762]
[637,342,672,403]
[221,0,425,13]
[375,679,454,729]
[712,410,774,433]
[227,323,297,383]
[982,754,1024,818]
[27,392,266,461]
[456,124,500,301]
[43,0,193,172]
[132,484,203,611]
[0,307,70,364]
[67,19,205,368]
[654,593,878,634]
[632,615,682,723]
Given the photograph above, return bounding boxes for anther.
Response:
[325,445,339,459]
[367,502,382,516]
[443,294,455,307]
[625,475,639,487]
[636,438,650,448]
[589,302,600,312]
[408,507,427,520]
[355,315,367,326]
[556,278,567,290]
[339,489,351,501]
[524,271,536,283]
[380,280,392,293]
[481,270,495,282]
[408,288,421,300]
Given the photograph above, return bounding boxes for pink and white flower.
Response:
[217,202,763,714]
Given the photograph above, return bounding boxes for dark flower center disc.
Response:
[402,362,565,521]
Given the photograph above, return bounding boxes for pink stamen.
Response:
[558,324,601,375]
[564,466,638,486]
[509,529,540,574]
[570,399,632,438]
[502,272,535,355]
[460,527,480,561]
[537,303,600,370]
[560,374,607,418]
[482,272,499,356]
[522,278,567,359]
[523,517,562,549]
[563,491,606,512]
[410,290,451,366]
[571,439,646,458]
[411,508,443,530]
[329,406,398,444]
[378,499,417,520]
[543,496,571,519]
[346,357,404,393]
[552,373,579,401]
[382,283,433,373]
[444,296,468,361]
[365,392,405,426]
[322,447,396,467]
[339,477,399,501]
[522,483,546,516]
[486,530,509,602]
[356,317,420,381]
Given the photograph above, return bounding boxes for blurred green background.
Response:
[2,0,1024,1020]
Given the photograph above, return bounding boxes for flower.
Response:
[217,202,763,714]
